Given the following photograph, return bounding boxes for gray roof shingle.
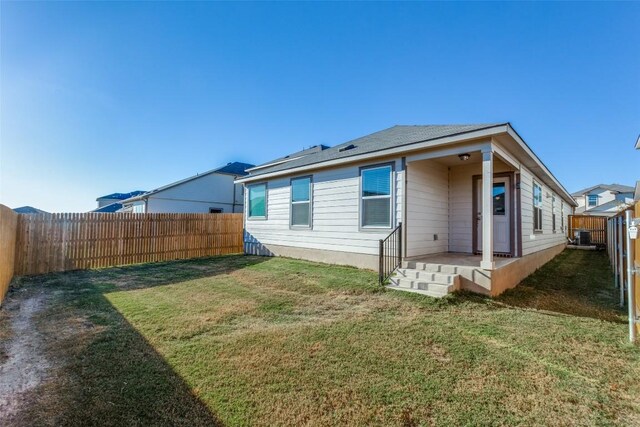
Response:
[13,206,49,214]
[245,124,505,177]
[215,162,255,176]
[97,191,147,201]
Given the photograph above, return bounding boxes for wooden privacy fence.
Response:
[14,212,244,276]
[0,205,19,304]
[567,214,608,245]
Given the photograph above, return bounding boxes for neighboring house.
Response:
[120,162,254,214]
[92,202,126,213]
[13,206,49,214]
[571,184,635,217]
[237,123,577,297]
[96,191,146,208]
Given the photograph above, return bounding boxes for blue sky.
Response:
[1,2,638,212]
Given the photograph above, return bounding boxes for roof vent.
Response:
[339,144,356,152]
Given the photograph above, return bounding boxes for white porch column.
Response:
[481,149,495,270]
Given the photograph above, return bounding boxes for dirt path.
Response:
[0,292,50,422]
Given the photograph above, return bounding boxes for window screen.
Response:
[361,165,392,228]
[291,177,311,227]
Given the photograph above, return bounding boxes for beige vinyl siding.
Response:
[519,166,569,255]
[406,159,448,257]
[245,159,403,256]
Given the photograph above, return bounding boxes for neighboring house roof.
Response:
[91,202,123,213]
[13,206,49,214]
[121,161,254,204]
[215,161,256,176]
[570,184,635,197]
[97,191,147,201]
[635,134,639,150]
[237,123,577,206]
[248,145,331,172]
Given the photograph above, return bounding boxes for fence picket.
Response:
[12,213,244,275]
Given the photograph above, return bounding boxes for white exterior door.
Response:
[476,176,511,254]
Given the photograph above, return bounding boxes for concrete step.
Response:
[394,268,456,285]
[402,261,462,274]
[387,271,461,298]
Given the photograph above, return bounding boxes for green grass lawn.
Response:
[2,250,639,426]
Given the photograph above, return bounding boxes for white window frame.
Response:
[533,181,543,233]
[360,164,394,230]
[587,194,598,207]
[247,183,267,220]
[290,176,312,229]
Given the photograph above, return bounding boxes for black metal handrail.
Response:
[379,222,402,285]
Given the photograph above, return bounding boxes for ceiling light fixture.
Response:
[458,153,471,161]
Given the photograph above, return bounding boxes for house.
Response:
[120,162,254,214]
[96,191,146,209]
[13,206,49,214]
[237,123,577,297]
[571,184,635,217]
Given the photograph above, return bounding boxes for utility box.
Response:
[575,230,591,246]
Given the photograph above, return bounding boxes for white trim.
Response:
[491,140,521,171]
[505,126,576,206]
[405,141,491,163]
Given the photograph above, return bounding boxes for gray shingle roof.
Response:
[251,145,331,170]
[91,202,123,213]
[570,184,635,196]
[13,206,49,214]
[245,124,505,177]
[215,162,255,176]
[97,191,147,201]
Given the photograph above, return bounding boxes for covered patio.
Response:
[403,137,523,273]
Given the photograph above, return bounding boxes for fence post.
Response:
[378,239,384,285]
[398,222,402,263]
[618,216,625,307]
[625,210,636,342]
